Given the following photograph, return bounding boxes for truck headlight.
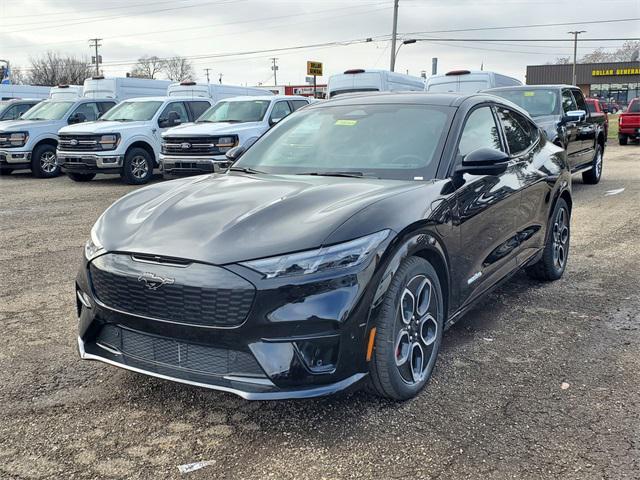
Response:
[241,230,390,279]
[3,132,29,147]
[84,226,105,261]
[99,134,120,150]
[215,136,237,153]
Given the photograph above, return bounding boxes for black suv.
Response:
[486,85,606,184]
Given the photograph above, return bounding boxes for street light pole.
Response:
[389,0,399,71]
[394,39,416,66]
[569,30,585,86]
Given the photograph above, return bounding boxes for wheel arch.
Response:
[33,137,58,150]
[126,141,156,166]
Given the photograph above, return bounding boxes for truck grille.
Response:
[163,135,236,156]
[97,324,264,377]
[89,253,255,328]
[58,134,101,151]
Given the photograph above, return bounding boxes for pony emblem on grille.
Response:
[138,272,175,290]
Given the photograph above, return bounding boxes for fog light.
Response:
[295,337,339,374]
[101,157,119,164]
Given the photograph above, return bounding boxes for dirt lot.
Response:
[1,145,638,479]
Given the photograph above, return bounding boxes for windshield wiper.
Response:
[296,171,375,178]
[106,118,133,122]
[229,166,265,174]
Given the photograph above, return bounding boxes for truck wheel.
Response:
[122,148,153,185]
[31,144,60,178]
[619,135,628,145]
[67,172,96,182]
[0,168,12,176]
[582,144,603,184]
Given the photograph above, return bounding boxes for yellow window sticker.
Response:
[524,91,536,97]
[335,119,358,126]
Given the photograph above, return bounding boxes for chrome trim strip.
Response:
[96,341,122,356]
[78,337,366,400]
[130,254,191,268]
[76,290,92,309]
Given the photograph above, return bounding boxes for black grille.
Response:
[163,135,236,156]
[97,325,264,376]
[89,254,255,328]
[58,134,102,151]
[60,156,97,167]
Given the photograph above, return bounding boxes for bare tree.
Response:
[9,66,29,85]
[130,55,165,79]
[163,56,195,82]
[25,52,93,86]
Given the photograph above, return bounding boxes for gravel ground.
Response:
[1,145,639,479]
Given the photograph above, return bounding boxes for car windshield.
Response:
[628,100,640,113]
[234,103,452,181]
[197,100,270,123]
[21,101,74,120]
[100,101,163,122]
[490,89,559,117]
[428,81,488,94]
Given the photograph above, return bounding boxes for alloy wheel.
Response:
[394,275,439,384]
[552,207,569,269]
[595,148,602,178]
[40,151,57,173]
[131,155,149,179]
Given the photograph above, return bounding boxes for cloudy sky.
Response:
[1,0,638,86]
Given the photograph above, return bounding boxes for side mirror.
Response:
[68,112,87,124]
[269,116,283,126]
[225,145,246,162]
[563,109,586,122]
[159,111,181,128]
[455,147,510,176]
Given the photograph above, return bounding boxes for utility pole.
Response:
[389,0,399,72]
[204,68,211,83]
[569,30,585,86]
[89,38,102,76]
[270,58,279,85]
[218,73,223,84]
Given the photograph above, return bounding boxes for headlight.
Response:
[0,131,29,147]
[241,230,390,279]
[161,143,168,154]
[215,136,237,153]
[84,226,105,261]
[99,134,120,150]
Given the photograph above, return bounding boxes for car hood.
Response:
[59,120,152,135]
[162,121,263,137]
[0,119,62,132]
[93,173,423,265]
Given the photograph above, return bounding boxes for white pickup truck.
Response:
[160,95,310,178]
[57,82,268,184]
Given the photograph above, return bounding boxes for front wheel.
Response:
[582,144,603,184]
[368,256,444,401]
[122,148,153,185]
[619,135,628,146]
[526,198,570,281]
[0,168,12,176]
[31,144,60,178]
[67,172,96,182]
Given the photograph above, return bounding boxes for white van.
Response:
[0,84,51,100]
[425,70,522,94]
[327,69,425,98]
[49,85,84,100]
[83,76,171,101]
[167,81,269,102]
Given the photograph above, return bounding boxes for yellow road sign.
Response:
[307,61,323,76]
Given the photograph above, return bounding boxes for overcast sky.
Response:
[1,0,639,86]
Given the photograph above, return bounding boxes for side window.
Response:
[187,101,211,120]
[291,100,309,111]
[496,107,536,155]
[269,101,292,123]
[0,105,18,120]
[16,103,36,118]
[561,89,576,114]
[159,102,189,124]
[572,90,588,112]
[458,106,502,158]
[72,102,101,122]
[99,102,116,114]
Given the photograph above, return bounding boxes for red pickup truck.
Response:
[618,98,640,145]
[586,98,609,139]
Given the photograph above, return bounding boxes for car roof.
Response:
[486,84,578,92]
[307,91,499,108]
[222,95,309,102]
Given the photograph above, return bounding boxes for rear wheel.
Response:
[31,144,60,178]
[619,135,628,145]
[368,256,444,401]
[582,144,603,184]
[122,147,153,185]
[67,172,96,182]
[526,198,570,281]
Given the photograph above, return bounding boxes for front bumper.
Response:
[75,249,386,400]
[57,150,124,174]
[0,148,32,168]
[160,154,231,177]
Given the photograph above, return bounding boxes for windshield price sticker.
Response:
[335,119,358,126]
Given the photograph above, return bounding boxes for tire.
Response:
[0,168,12,176]
[67,172,96,182]
[31,144,60,178]
[582,144,603,184]
[122,147,153,185]
[619,135,628,146]
[526,198,570,281]
[368,256,444,401]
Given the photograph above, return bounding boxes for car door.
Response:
[268,101,293,126]
[571,89,597,165]
[451,105,521,306]
[495,105,549,265]
[560,88,580,166]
